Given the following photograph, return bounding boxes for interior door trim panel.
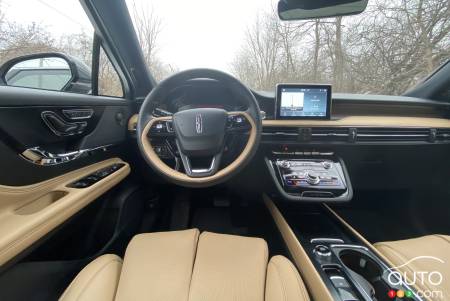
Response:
[0,158,130,266]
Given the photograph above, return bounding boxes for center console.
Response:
[274,203,424,301]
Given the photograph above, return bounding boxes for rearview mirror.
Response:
[0,53,91,94]
[278,0,368,21]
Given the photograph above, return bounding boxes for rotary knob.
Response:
[306,172,320,185]
[314,245,331,257]
[322,161,332,169]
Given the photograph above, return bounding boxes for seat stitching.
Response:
[434,234,450,244]
[261,243,269,300]
[72,258,121,301]
[283,258,309,301]
[186,230,200,301]
[271,261,288,301]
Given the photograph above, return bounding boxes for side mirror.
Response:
[0,53,92,94]
[278,0,368,21]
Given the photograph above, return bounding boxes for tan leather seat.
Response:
[374,235,450,301]
[60,229,310,301]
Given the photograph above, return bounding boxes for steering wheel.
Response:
[137,69,262,187]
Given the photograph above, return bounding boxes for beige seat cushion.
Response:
[62,229,310,301]
[266,255,311,301]
[374,234,450,301]
[188,231,268,301]
[115,228,200,301]
[59,254,122,301]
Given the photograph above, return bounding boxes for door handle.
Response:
[41,111,87,136]
[21,145,111,165]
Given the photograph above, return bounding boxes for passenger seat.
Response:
[374,235,450,301]
[60,229,310,301]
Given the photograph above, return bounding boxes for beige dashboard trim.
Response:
[263,194,334,301]
[263,116,450,128]
[0,158,130,266]
[141,112,257,185]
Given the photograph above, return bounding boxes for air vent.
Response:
[262,126,446,144]
[356,128,431,142]
[262,127,299,142]
[436,129,450,142]
[311,127,349,142]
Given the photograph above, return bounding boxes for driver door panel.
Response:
[0,86,132,266]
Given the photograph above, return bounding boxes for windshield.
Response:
[126,0,449,95]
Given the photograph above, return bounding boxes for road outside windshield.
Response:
[0,0,448,95]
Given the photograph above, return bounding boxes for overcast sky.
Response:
[2,0,275,72]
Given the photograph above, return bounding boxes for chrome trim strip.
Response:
[20,144,111,166]
[62,109,94,120]
[310,238,345,244]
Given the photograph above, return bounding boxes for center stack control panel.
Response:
[272,158,350,200]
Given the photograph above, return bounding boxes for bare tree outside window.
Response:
[1,0,449,96]
[230,0,450,94]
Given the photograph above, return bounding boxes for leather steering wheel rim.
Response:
[137,68,262,188]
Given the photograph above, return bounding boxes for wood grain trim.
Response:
[264,194,334,301]
[263,116,450,128]
[141,112,257,185]
[0,158,130,266]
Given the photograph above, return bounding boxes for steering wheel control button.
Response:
[314,245,332,257]
[150,121,174,136]
[227,114,250,131]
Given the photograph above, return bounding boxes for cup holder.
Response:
[339,249,392,301]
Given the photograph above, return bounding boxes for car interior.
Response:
[0,0,449,300]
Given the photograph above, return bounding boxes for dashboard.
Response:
[134,79,450,146]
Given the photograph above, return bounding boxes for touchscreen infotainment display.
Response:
[276,84,331,119]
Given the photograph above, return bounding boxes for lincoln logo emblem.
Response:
[195,114,203,134]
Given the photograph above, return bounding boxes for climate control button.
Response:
[306,172,321,185]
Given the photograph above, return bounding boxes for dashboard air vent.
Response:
[436,129,450,142]
[356,128,431,142]
[311,127,350,142]
[262,127,299,142]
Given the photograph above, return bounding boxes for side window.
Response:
[98,47,124,97]
[0,0,122,97]
[0,1,93,94]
